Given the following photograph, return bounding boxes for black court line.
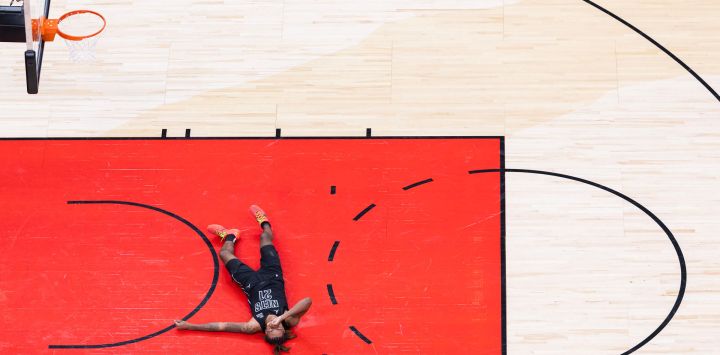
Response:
[499,137,507,355]
[402,178,434,191]
[582,0,719,103]
[353,204,376,221]
[328,241,340,261]
[468,168,500,174]
[49,200,219,349]
[349,326,372,344]
[468,168,686,355]
[326,284,338,305]
[0,136,504,140]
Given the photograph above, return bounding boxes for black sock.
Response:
[260,222,271,229]
[225,234,237,243]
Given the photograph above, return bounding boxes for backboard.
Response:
[24,0,51,94]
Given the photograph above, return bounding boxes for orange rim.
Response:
[56,10,106,41]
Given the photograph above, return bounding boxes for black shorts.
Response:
[225,245,283,292]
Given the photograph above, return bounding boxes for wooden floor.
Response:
[1,0,719,353]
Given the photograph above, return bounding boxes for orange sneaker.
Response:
[207,224,240,242]
[249,205,270,227]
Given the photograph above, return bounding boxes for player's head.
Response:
[264,316,293,353]
[265,315,286,337]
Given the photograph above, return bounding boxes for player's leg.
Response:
[260,223,274,247]
[219,239,238,264]
[249,205,273,247]
[249,205,283,274]
[207,224,256,288]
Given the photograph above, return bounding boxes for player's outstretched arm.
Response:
[174,319,261,334]
[272,297,312,327]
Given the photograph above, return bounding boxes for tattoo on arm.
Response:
[225,322,259,334]
[188,322,258,334]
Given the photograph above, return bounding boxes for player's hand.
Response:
[174,320,189,330]
[269,317,282,327]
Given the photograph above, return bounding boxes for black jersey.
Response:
[225,245,291,331]
[247,274,289,330]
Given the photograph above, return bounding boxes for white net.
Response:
[58,11,104,62]
[63,36,100,62]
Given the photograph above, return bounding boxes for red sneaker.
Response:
[249,205,270,227]
[207,224,240,242]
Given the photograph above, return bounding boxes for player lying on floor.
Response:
[175,205,312,354]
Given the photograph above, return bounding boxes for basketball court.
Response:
[0,0,718,354]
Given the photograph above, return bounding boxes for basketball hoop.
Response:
[32,9,106,61]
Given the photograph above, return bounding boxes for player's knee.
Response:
[219,250,235,262]
[261,230,273,241]
[260,237,274,248]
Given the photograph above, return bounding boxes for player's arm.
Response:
[273,297,312,327]
[174,319,261,334]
